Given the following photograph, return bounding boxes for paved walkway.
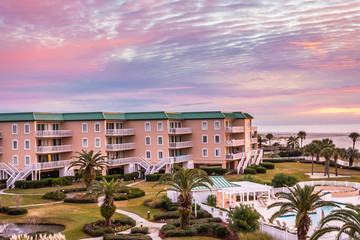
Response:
[0,189,43,195]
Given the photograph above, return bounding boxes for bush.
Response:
[130,227,148,234]
[227,204,260,233]
[192,203,201,211]
[96,174,123,182]
[206,194,217,207]
[123,172,139,181]
[279,150,302,157]
[193,210,212,219]
[184,225,197,236]
[145,174,163,181]
[154,211,180,221]
[114,187,145,201]
[161,196,179,211]
[161,223,176,233]
[104,234,152,240]
[113,217,136,226]
[255,166,267,174]
[271,173,299,187]
[7,208,28,215]
[83,223,114,237]
[193,223,211,233]
[260,162,275,169]
[210,222,230,237]
[143,198,162,209]
[64,198,97,203]
[0,206,10,213]
[43,191,66,200]
[203,168,227,175]
[14,177,73,189]
[244,168,257,175]
[62,187,87,193]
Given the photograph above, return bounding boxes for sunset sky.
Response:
[0,0,359,131]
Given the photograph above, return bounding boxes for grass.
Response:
[165,237,220,240]
[132,181,168,193]
[0,194,54,206]
[238,231,275,240]
[4,183,86,194]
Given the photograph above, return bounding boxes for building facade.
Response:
[0,111,261,188]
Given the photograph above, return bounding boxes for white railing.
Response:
[151,158,168,174]
[7,163,37,188]
[168,127,192,134]
[226,152,243,160]
[169,141,192,148]
[0,163,16,176]
[237,153,246,174]
[251,126,258,131]
[106,143,136,151]
[225,139,245,146]
[107,157,139,166]
[251,138,257,143]
[259,222,297,240]
[225,126,244,133]
[36,130,72,137]
[255,149,263,165]
[198,203,229,222]
[0,147,2,153]
[106,129,135,136]
[35,160,73,170]
[36,145,73,153]
[166,154,193,163]
[251,150,258,165]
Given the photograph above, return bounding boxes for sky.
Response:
[0,0,359,131]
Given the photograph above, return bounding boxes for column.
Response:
[222,191,225,208]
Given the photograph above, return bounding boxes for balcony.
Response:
[225,139,245,147]
[0,147,2,154]
[107,157,138,166]
[169,141,192,149]
[36,130,72,138]
[35,160,73,170]
[251,126,258,131]
[226,152,244,160]
[168,128,192,134]
[166,154,193,163]
[106,143,136,151]
[251,138,258,143]
[106,129,135,136]
[36,145,73,154]
[225,126,244,133]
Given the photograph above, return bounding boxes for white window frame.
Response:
[82,123,88,133]
[202,121,208,130]
[214,134,220,144]
[202,148,208,157]
[145,150,151,160]
[12,139,18,150]
[145,136,151,146]
[12,155,18,166]
[94,122,100,133]
[82,137,88,148]
[158,150,163,160]
[24,139,30,150]
[145,122,151,131]
[24,123,30,134]
[95,137,101,148]
[157,122,163,131]
[25,155,31,166]
[12,124,18,134]
[202,134,208,144]
[214,121,220,130]
[215,148,221,157]
[157,136,163,146]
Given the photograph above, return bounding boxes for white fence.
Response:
[260,223,297,240]
[198,203,228,222]
[263,156,360,168]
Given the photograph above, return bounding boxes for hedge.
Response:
[7,208,28,215]
[145,174,163,181]
[153,210,211,221]
[61,188,87,193]
[244,168,256,175]
[130,227,148,234]
[203,168,227,175]
[64,198,97,203]
[161,196,179,211]
[95,172,139,182]
[104,233,152,240]
[279,150,303,157]
[260,162,275,169]
[83,218,135,237]
[255,166,267,174]
[43,191,66,200]
[114,187,145,201]
[15,176,73,189]
[0,206,10,213]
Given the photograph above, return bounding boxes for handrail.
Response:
[169,141,192,148]
[225,139,245,146]
[106,143,136,151]
[106,129,135,136]
[36,130,72,137]
[36,145,73,153]
[168,128,192,134]
[225,127,244,133]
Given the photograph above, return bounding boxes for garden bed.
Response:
[83,218,136,237]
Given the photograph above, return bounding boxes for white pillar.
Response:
[268,190,270,202]
[222,191,225,208]
[229,193,232,208]
[247,192,249,202]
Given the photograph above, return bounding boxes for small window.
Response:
[157,136,163,145]
[157,122,163,131]
[202,148,208,157]
[215,148,221,157]
[214,121,220,130]
[145,122,151,131]
[24,139,30,150]
[82,138,88,148]
[12,124,18,134]
[145,150,151,160]
[95,138,101,148]
[94,123,100,132]
[25,155,31,166]
[82,123,88,133]
[12,140,18,150]
[158,151,163,160]
[214,135,220,144]
[24,123,30,134]
[12,155,18,166]
[145,136,151,146]
[202,135,208,144]
[202,121,208,130]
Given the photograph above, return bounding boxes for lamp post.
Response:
[148,210,150,219]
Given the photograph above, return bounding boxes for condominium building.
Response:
[0,111,261,188]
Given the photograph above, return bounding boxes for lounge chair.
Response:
[261,199,268,207]
[257,198,265,207]
[271,192,278,200]
[276,220,284,228]
[260,215,267,223]
[282,222,296,233]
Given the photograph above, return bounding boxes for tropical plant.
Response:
[304,143,317,175]
[343,148,360,167]
[84,178,123,226]
[155,166,214,229]
[68,150,107,188]
[310,203,360,240]
[287,136,300,150]
[320,147,334,178]
[349,132,360,150]
[297,131,307,148]
[333,148,345,176]
[271,173,298,187]
[258,135,267,148]
[311,140,322,163]
[206,194,217,207]
[228,204,260,233]
[321,138,335,149]
[268,184,337,240]
[266,134,274,146]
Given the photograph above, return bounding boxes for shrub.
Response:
[114,217,136,227]
[192,203,201,211]
[193,210,212,219]
[161,196,179,211]
[238,231,275,240]
[114,187,145,201]
[255,166,267,174]
[227,204,260,233]
[153,211,179,221]
[104,233,152,240]
[244,168,256,175]
[96,174,123,182]
[123,172,139,181]
[279,150,302,157]
[7,208,28,215]
[130,227,148,234]
[193,223,211,233]
[143,197,162,209]
[0,206,10,213]
[271,173,299,187]
[145,174,163,181]
[161,223,176,233]
[210,222,230,237]
[14,177,73,189]
[260,162,275,169]
[203,168,227,175]
[64,198,97,203]
[184,225,197,236]
[206,194,217,207]
[61,187,87,193]
[164,229,187,237]
[43,191,66,200]
[83,223,114,237]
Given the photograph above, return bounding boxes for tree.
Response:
[297,131,307,148]
[310,203,360,240]
[85,178,123,226]
[287,136,300,150]
[333,148,345,176]
[268,184,336,240]
[320,147,334,178]
[349,132,360,150]
[227,204,260,233]
[321,138,335,149]
[266,133,274,146]
[68,150,107,188]
[155,167,213,229]
[258,135,267,148]
[312,140,322,163]
[304,143,317,175]
[343,148,360,167]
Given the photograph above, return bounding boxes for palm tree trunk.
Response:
[335,159,338,176]
[297,215,310,240]
[327,160,330,178]
[353,140,356,149]
[178,193,192,229]
[324,160,327,176]
[311,156,314,175]
[316,154,320,163]
[350,156,354,167]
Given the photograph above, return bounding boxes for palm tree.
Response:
[349,132,360,150]
[304,143,317,175]
[312,140,322,163]
[333,148,344,176]
[320,147,334,178]
[258,135,267,148]
[344,148,360,167]
[298,131,307,148]
[268,184,336,240]
[68,150,107,188]
[155,167,213,229]
[321,138,335,149]
[266,133,274,146]
[85,178,123,226]
[310,203,360,240]
[287,136,300,150]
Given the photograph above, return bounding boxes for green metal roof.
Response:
[0,112,35,122]
[125,112,169,120]
[192,176,240,191]
[34,113,64,121]
[103,113,126,120]
[63,112,106,121]
[181,111,226,119]
[242,113,254,119]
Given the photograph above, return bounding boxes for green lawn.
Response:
[132,181,168,193]
[4,182,86,194]
[0,194,54,206]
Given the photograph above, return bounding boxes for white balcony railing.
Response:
[107,157,138,166]
[36,145,73,153]
[168,128,192,134]
[36,130,72,137]
[225,139,245,147]
[166,154,193,163]
[225,126,244,133]
[251,126,258,131]
[106,143,136,151]
[226,152,243,160]
[251,138,258,143]
[106,129,135,136]
[169,141,192,149]
[35,160,73,170]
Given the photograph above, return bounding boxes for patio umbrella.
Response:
[321,209,325,220]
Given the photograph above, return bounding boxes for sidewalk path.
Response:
[0,189,43,195]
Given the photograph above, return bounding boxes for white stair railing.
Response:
[237,153,246,174]
[0,163,17,177]
[7,163,37,188]
[255,149,263,165]
[251,150,258,165]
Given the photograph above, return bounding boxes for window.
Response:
[82,138,88,148]
[214,135,220,144]
[145,122,151,131]
[145,136,151,146]
[158,151,163,160]
[202,135,208,144]
[82,123,88,133]
[12,124,18,134]
[95,138,101,148]
[202,121,208,130]
[24,123,30,134]
[215,148,221,157]
[94,123,100,132]
[12,140,18,150]
[157,122,163,131]
[157,136,163,145]
[214,121,220,130]
[145,150,151,160]
[25,155,31,166]
[202,148,208,157]
[24,139,30,150]
[12,155,18,166]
